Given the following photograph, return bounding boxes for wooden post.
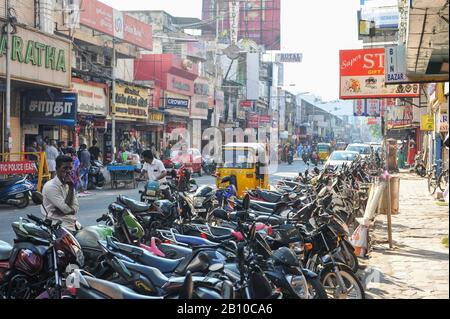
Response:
[387,175,393,248]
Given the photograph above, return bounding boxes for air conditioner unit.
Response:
[93,54,105,65]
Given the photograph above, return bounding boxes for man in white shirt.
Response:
[140,150,167,183]
[41,155,80,233]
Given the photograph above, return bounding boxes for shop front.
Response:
[72,78,109,152]
[21,90,77,149]
[105,82,149,162]
[164,92,191,148]
[0,24,71,154]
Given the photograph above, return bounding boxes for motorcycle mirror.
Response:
[179,271,193,299]
[242,193,250,211]
[249,222,257,240]
[32,192,44,205]
[209,263,224,273]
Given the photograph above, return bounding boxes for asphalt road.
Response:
[0,159,318,244]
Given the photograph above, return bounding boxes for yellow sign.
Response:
[420,114,434,131]
[149,110,164,123]
[113,83,149,120]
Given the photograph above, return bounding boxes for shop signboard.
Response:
[22,90,77,126]
[80,0,152,50]
[247,113,259,128]
[439,114,448,133]
[385,100,413,128]
[339,48,420,99]
[0,25,71,89]
[148,109,165,124]
[113,83,149,120]
[420,114,435,131]
[72,80,108,116]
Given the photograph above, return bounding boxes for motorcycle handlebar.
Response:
[96,214,108,223]
[27,214,43,225]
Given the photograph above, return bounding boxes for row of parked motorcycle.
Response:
[0,157,377,299]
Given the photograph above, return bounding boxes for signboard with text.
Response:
[439,114,448,133]
[22,90,77,126]
[113,83,149,120]
[340,48,420,99]
[80,0,152,50]
[420,114,434,131]
[0,161,36,175]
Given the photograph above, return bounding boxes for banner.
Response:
[340,48,420,99]
[80,0,152,50]
[72,80,108,116]
[439,114,448,133]
[0,162,36,175]
[353,99,366,116]
[367,117,378,125]
[385,101,413,128]
[275,53,303,63]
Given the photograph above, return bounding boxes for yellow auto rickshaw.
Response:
[317,143,331,162]
[215,143,269,198]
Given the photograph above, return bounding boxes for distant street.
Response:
[0,159,318,244]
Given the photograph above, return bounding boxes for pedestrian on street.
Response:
[78,144,91,194]
[164,143,172,160]
[297,144,303,158]
[66,141,75,155]
[26,141,39,162]
[57,141,66,156]
[66,148,80,192]
[41,155,80,233]
[407,138,417,167]
[45,140,59,179]
[88,140,101,161]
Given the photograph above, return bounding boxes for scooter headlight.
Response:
[287,274,309,299]
[193,197,206,207]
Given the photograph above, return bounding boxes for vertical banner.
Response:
[353,99,366,116]
[229,0,240,44]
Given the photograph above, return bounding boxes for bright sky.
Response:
[101,0,363,101]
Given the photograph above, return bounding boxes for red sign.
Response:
[166,74,194,96]
[80,0,152,51]
[367,117,378,125]
[0,162,36,174]
[240,100,254,108]
[339,49,419,99]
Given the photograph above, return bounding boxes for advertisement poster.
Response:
[340,48,420,99]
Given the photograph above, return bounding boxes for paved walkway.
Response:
[362,173,449,299]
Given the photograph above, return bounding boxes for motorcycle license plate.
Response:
[196,209,207,213]
[143,196,157,200]
[146,190,156,196]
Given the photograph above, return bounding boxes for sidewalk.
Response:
[362,172,449,299]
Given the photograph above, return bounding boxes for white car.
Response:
[325,151,360,169]
[345,143,372,158]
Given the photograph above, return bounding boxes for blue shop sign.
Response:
[22,90,77,126]
[166,97,189,108]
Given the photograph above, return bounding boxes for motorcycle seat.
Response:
[256,190,283,203]
[174,233,218,247]
[84,276,162,299]
[118,196,150,213]
[120,259,169,288]
[0,240,13,260]
[0,177,22,188]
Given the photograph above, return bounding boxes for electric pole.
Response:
[4,0,11,153]
[111,39,116,160]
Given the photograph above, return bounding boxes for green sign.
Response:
[0,34,66,72]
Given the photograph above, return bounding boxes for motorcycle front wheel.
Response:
[14,195,30,209]
[320,264,365,299]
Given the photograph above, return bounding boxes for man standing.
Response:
[46,140,59,179]
[79,144,91,194]
[88,140,101,161]
[41,155,80,233]
[140,150,167,183]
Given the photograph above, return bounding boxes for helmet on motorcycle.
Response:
[153,200,175,218]
[146,180,160,192]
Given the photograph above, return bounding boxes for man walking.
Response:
[78,144,91,194]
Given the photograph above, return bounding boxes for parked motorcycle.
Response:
[413,152,426,177]
[202,155,216,176]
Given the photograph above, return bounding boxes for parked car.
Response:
[345,143,372,158]
[325,151,360,169]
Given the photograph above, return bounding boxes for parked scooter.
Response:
[0,176,34,208]
[202,155,216,176]
[413,152,426,177]
[88,160,105,190]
